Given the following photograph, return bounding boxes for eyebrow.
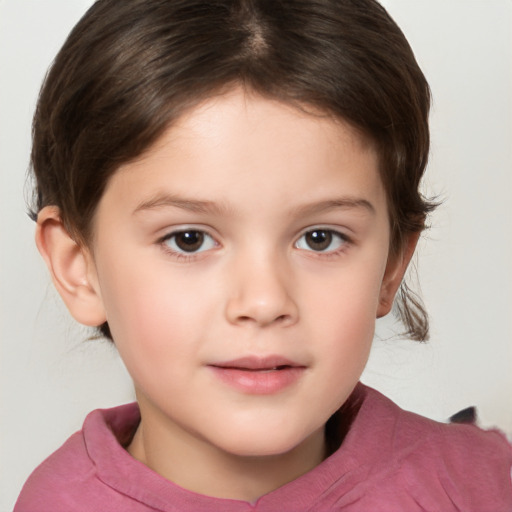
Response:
[133,193,375,217]
[291,198,376,217]
[133,193,231,216]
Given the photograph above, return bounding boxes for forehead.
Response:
[98,88,386,224]
[162,89,375,157]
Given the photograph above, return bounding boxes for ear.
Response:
[35,206,107,327]
[377,231,420,318]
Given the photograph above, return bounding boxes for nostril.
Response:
[234,313,291,326]
[225,288,299,327]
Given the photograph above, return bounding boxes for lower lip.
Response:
[209,366,304,394]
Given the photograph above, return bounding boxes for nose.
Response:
[224,252,299,328]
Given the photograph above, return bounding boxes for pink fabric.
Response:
[15,384,512,511]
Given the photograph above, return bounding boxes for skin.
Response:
[36,88,416,502]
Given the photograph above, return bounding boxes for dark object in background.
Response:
[449,406,477,424]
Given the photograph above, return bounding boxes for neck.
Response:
[128,404,326,502]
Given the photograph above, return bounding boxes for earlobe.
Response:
[377,231,420,318]
[35,206,107,327]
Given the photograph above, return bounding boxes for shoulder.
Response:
[362,385,512,510]
[384,390,512,471]
[14,403,141,512]
[14,428,101,511]
[405,416,512,509]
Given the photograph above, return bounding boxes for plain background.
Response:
[1,0,511,509]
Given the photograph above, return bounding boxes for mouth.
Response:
[208,356,306,394]
[210,355,304,371]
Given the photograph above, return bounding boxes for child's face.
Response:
[83,88,402,459]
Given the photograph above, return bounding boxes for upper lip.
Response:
[209,355,304,371]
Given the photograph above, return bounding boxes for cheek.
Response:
[303,258,385,373]
[318,294,376,373]
[306,256,384,327]
[96,257,212,370]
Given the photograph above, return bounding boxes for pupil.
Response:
[176,231,204,252]
[306,230,331,251]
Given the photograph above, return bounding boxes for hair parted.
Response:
[30,0,436,341]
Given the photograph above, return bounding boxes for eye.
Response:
[162,229,217,254]
[295,228,348,253]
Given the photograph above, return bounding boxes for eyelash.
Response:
[157,227,352,261]
[158,229,218,262]
[294,228,351,258]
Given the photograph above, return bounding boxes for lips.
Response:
[211,355,302,371]
[208,356,306,394]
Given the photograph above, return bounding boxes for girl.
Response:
[13,0,512,510]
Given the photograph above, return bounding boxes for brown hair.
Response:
[30,0,435,341]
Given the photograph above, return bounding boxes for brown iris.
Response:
[304,229,332,251]
[174,231,204,252]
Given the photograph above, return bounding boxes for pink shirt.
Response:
[15,384,512,511]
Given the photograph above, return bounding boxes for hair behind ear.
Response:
[377,230,429,341]
[395,280,429,341]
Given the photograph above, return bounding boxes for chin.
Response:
[212,423,323,459]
